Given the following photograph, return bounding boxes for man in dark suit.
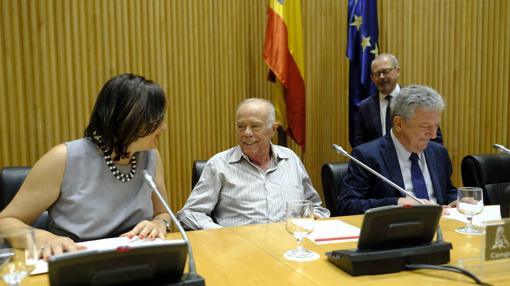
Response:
[351,53,442,147]
[339,85,457,215]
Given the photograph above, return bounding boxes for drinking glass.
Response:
[455,187,484,235]
[0,228,38,286]
[284,200,319,261]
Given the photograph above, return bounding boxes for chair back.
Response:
[461,154,510,206]
[0,166,49,229]
[0,166,31,210]
[192,160,207,189]
[501,185,510,218]
[321,162,349,217]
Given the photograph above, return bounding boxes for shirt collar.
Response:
[228,143,289,164]
[390,129,423,160]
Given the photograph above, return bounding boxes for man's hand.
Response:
[448,200,458,208]
[397,197,434,206]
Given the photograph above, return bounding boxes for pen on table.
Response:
[314,236,359,242]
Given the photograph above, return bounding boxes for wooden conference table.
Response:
[24,215,509,286]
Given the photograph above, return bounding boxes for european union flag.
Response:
[346,0,379,147]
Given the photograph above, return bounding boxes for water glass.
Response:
[0,228,38,286]
[284,200,319,261]
[455,187,484,235]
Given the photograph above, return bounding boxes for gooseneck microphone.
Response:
[143,171,204,285]
[493,143,510,155]
[332,144,422,202]
[331,144,444,241]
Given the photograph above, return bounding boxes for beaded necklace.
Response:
[104,153,137,182]
[93,136,137,182]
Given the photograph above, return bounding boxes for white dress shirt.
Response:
[379,84,400,135]
[390,130,436,203]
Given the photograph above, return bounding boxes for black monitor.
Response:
[326,205,451,276]
[48,239,187,286]
[357,204,442,250]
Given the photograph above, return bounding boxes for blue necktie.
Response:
[409,153,429,199]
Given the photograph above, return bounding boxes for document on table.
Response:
[443,205,501,226]
[306,220,360,245]
[31,236,166,275]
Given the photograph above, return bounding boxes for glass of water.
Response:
[284,200,319,261]
[455,187,484,235]
[0,228,38,286]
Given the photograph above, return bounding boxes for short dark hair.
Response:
[84,73,167,160]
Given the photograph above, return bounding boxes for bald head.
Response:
[236,98,276,128]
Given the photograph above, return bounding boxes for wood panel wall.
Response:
[1,0,509,212]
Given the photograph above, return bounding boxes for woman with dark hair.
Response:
[0,73,171,258]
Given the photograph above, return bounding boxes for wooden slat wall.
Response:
[377,0,510,185]
[1,0,509,212]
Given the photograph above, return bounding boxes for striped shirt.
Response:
[177,144,330,230]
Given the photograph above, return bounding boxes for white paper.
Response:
[31,236,166,275]
[443,205,501,226]
[306,220,360,245]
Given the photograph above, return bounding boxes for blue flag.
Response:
[346,0,379,147]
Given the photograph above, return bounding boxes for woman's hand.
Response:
[38,235,86,261]
[120,219,166,241]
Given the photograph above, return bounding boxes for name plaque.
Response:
[484,219,510,262]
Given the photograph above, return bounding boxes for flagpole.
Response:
[277,127,287,147]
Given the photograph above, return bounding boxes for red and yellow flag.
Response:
[263,0,306,151]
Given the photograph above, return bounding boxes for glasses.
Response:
[372,67,397,77]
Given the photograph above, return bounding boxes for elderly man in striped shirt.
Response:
[177,98,329,230]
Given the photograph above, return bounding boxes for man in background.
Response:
[178,98,329,229]
[339,85,457,215]
[352,53,443,147]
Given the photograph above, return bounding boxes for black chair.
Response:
[192,160,207,189]
[321,162,349,217]
[501,185,510,218]
[461,154,510,207]
[0,166,50,229]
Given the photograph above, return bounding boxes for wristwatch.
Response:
[157,218,170,232]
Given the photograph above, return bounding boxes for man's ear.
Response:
[271,122,279,134]
[393,116,402,131]
[394,67,401,77]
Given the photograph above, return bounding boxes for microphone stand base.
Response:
[326,241,452,276]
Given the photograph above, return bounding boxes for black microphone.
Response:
[493,143,510,155]
[332,144,444,241]
[143,171,205,285]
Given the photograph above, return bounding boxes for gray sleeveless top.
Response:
[48,138,156,241]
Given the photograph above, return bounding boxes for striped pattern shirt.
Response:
[177,144,330,230]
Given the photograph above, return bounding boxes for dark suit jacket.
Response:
[351,93,443,147]
[338,135,457,215]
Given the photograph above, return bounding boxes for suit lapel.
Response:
[379,136,405,195]
[424,146,443,204]
[369,96,383,137]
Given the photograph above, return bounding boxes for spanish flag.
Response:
[263,0,306,151]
